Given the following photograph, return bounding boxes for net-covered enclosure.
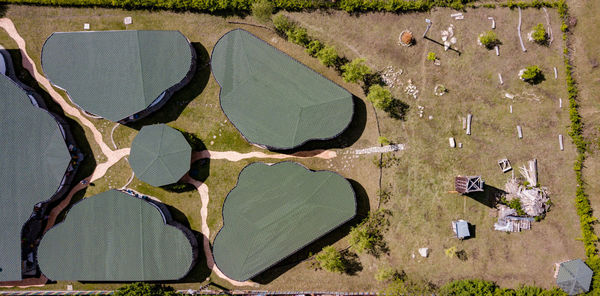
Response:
[37,190,195,281]
[129,124,191,187]
[557,259,593,295]
[0,74,71,281]
[211,29,353,150]
[42,30,194,122]
[213,162,356,281]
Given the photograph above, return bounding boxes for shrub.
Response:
[341,58,372,83]
[427,52,436,61]
[305,40,323,57]
[375,266,399,282]
[507,198,526,216]
[479,30,501,49]
[315,246,345,273]
[444,246,457,258]
[272,14,293,34]
[367,85,393,110]
[520,65,544,84]
[286,26,309,46]
[378,136,391,146]
[251,0,274,23]
[531,23,548,45]
[316,45,339,67]
[349,209,389,255]
[438,279,499,296]
[114,282,181,296]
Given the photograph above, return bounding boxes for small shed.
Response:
[455,176,484,194]
[557,259,593,295]
[452,220,470,239]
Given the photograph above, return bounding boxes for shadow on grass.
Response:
[126,42,210,129]
[0,4,7,18]
[273,95,367,153]
[466,184,505,208]
[251,179,369,284]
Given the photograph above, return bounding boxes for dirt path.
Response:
[193,149,336,162]
[181,174,256,287]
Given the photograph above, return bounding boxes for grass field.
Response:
[0,2,592,292]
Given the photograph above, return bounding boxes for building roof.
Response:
[213,162,356,281]
[37,190,195,281]
[129,124,191,187]
[0,74,71,281]
[557,259,593,295]
[211,29,354,150]
[41,30,194,122]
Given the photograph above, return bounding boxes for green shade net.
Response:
[557,259,593,295]
[211,29,353,150]
[0,74,71,281]
[213,162,356,281]
[42,30,193,122]
[129,124,191,187]
[37,190,194,281]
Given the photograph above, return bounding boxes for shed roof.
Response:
[557,259,593,295]
[41,30,194,121]
[211,29,353,150]
[129,124,191,187]
[0,74,71,281]
[37,190,194,281]
[213,162,356,281]
[453,220,470,239]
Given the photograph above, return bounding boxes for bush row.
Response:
[500,0,561,9]
[557,0,600,292]
[438,279,567,296]
[1,0,477,12]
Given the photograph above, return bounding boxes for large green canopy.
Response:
[42,30,194,122]
[38,190,195,281]
[129,124,191,187]
[557,259,593,295]
[213,162,356,281]
[211,29,354,150]
[0,74,71,281]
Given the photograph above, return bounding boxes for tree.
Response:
[251,0,274,23]
[479,30,501,49]
[315,246,345,273]
[378,136,391,146]
[316,45,339,67]
[366,85,393,110]
[114,282,182,296]
[341,58,372,83]
[531,23,548,45]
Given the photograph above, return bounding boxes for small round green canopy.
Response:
[557,259,593,295]
[129,124,191,186]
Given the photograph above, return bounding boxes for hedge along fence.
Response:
[555,0,600,291]
[0,0,478,13]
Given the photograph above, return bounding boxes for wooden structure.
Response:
[455,176,484,194]
[498,158,512,173]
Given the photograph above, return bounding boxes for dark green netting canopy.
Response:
[129,124,191,187]
[557,259,593,295]
[42,30,194,122]
[0,74,71,281]
[211,29,353,150]
[37,190,194,281]
[213,162,356,281]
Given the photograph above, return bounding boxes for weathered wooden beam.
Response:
[466,114,472,135]
[517,125,523,139]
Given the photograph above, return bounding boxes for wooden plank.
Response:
[559,134,564,151]
[466,114,472,135]
[498,73,504,84]
[517,125,523,139]
[449,137,456,148]
[518,8,527,52]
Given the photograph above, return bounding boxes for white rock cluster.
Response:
[405,79,419,99]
